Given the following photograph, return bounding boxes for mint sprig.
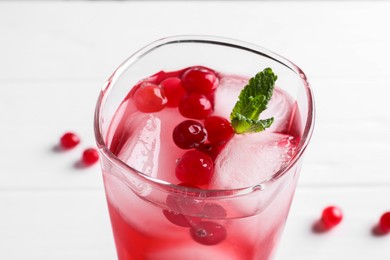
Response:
[230,68,277,134]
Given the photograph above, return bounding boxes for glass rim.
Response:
[94,35,315,197]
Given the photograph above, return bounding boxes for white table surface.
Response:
[1,1,389,259]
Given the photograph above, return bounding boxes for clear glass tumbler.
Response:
[94,35,315,260]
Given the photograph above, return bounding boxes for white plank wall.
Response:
[1,1,389,259]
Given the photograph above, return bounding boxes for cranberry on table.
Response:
[321,206,343,229]
[60,132,80,149]
[134,82,167,113]
[175,150,214,186]
[181,67,218,95]
[179,92,212,119]
[172,120,208,149]
[82,148,99,165]
[378,211,390,233]
[159,77,186,107]
[205,116,234,144]
[190,221,227,245]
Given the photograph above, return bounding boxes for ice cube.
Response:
[118,107,190,185]
[260,88,295,133]
[213,75,246,120]
[210,132,298,190]
[153,108,190,184]
[117,113,161,179]
[214,75,295,134]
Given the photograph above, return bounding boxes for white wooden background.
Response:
[1,1,389,259]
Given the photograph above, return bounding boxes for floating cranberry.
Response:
[203,203,227,219]
[82,148,99,165]
[179,93,212,119]
[175,150,214,185]
[378,212,390,233]
[205,116,234,144]
[166,193,203,216]
[60,132,80,149]
[181,67,218,95]
[163,183,203,227]
[190,221,227,245]
[160,77,186,107]
[197,143,224,161]
[173,120,207,149]
[134,83,167,113]
[162,210,200,227]
[321,206,343,229]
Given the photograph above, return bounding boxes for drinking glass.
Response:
[94,35,314,260]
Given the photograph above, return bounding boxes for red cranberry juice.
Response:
[102,67,302,260]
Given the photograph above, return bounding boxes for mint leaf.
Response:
[230,68,277,134]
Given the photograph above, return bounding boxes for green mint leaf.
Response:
[230,68,277,134]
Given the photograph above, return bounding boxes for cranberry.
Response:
[166,183,202,213]
[60,132,80,149]
[175,150,214,185]
[181,67,218,95]
[190,221,227,245]
[203,203,227,219]
[205,116,234,144]
[179,93,212,119]
[82,148,99,165]
[321,206,343,229]
[166,193,203,215]
[163,183,203,227]
[162,210,200,227]
[160,77,186,107]
[378,212,390,233]
[134,83,167,113]
[172,120,207,149]
[197,143,225,161]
